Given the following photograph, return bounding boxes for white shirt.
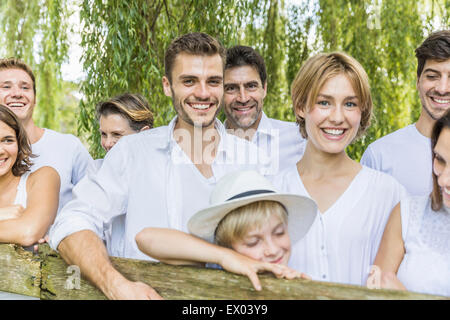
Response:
[226,112,305,175]
[361,124,432,196]
[273,165,405,286]
[397,195,450,297]
[49,117,271,260]
[31,128,93,211]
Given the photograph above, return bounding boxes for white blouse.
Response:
[13,171,30,207]
[273,165,405,286]
[397,195,450,297]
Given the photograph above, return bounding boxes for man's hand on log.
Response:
[218,249,310,291]
[106,277,164,300]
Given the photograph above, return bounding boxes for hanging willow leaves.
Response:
[0,0,70,131]
[1,0,447,160]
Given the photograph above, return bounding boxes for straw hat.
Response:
[188,170,317,244]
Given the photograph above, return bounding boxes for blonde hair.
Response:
[291,52,373,140]
[215,200,288,248]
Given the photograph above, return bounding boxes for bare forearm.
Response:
[58,230,127,299]
[0,216,47,246]
[136,228,225,266]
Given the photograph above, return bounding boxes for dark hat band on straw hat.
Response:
[227,190,275,201]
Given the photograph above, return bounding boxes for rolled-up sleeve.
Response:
[49,140,130,251]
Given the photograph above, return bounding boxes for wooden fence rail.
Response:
[0,243,447,300]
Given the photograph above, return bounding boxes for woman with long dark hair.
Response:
[368,109,450,297]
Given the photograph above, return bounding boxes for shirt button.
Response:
[321,245,325,250]
[322,275,327,279]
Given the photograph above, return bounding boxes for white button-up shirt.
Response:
[227,112,305,175]
[49,117,270,260]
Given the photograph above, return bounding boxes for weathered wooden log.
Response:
[0,243,448,300]
[0,244,40,298]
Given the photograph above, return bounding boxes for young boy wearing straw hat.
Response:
[136,170,317,290]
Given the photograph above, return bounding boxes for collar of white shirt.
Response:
[154,116,255,166]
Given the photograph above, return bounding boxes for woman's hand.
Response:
[0,205,25,221]
[366,266,406,291]
[219,248,310,291]
[33,235,50,253]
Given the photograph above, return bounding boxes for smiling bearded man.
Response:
[223,45,305,175]
[49,32,271,300]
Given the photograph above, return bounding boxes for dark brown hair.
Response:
[164,32,226,83]
[96,93,154,131]
[415,30,450,78]
[0,58,36,95]
[430,108,450,211]
[225,45,267,85]
[0,104,33,176]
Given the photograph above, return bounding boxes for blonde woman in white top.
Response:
[0,104,59,247]
[273,52,405,286]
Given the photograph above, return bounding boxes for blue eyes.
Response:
[316,101,358,108]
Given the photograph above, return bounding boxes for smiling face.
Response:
[0,120,18,177]
[230,212,291,265]
[298,73,361,155]
[224,65,266,130]
[162,53,223,130]
[433,127,450,208]
[0,68,36,124]
[99,113,137,153]
[417,59,450,121]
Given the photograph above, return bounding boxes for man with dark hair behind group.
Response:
[361,30,450,196]
[223,45,305,174]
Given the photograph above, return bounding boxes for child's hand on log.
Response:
[218,248,309,291]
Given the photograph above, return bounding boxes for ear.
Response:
[140,125,150,132]
[295,104,306,119]
[162,76,172,98]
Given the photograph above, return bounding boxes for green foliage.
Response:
[0,0,70,131]
[1,0,448,160]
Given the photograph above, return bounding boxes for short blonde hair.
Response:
[215,200,287,248]
[291,52,373,139]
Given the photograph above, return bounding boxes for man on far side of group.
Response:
[361,30,450,196]
[0,58,93,212]
[223,45,305,174]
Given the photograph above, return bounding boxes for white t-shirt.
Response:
[361,124,432,197]
[397,195,450,297]
[31,128,93,212]
[273,165,405,286]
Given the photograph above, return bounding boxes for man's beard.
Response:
[171,89,221,128]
